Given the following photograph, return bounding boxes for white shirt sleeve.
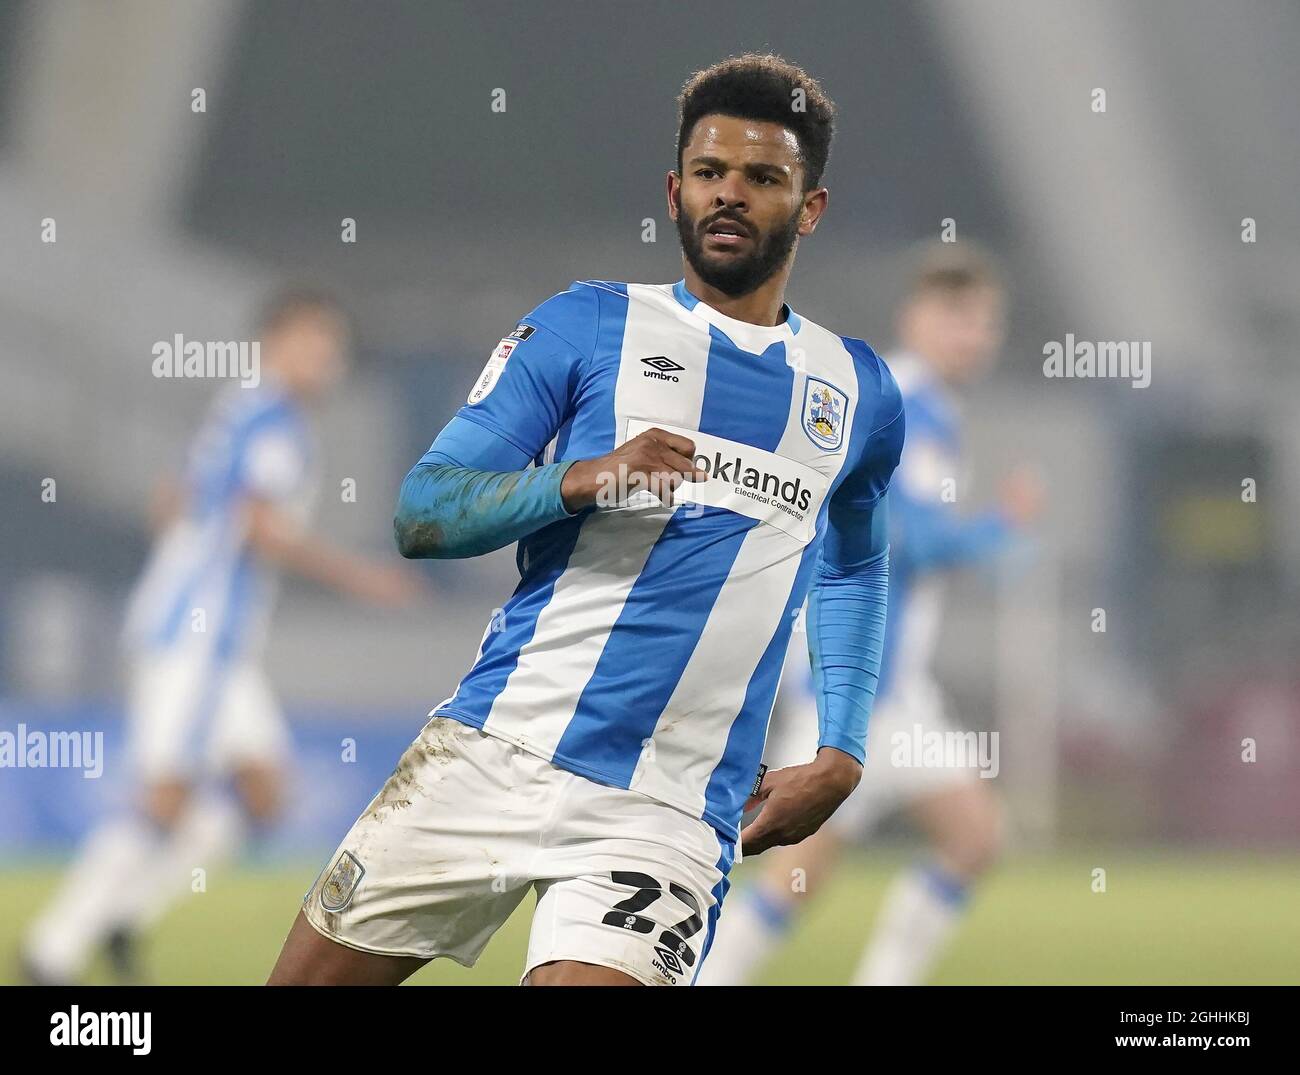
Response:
[242,429,306,502]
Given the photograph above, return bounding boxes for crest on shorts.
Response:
[320,850,365,912]
[802,377,847,451]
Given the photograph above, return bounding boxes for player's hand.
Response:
[560,427,707,512]
[739,747,862,856]
[999,465,1045,527]
[347,561,428,608]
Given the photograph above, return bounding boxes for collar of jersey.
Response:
[672,278,802,355]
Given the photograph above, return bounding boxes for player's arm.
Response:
[395,428,576,560]
[893,483,1010,568]
[741,378,905,855]
[394,421,703,559]
[245,498,415,606]
[394,284,703,560]
[147,474,185,533]
[805,394,906,769]
[238,424,417,607]
[891,437,1039,569]
[806,495,892,771]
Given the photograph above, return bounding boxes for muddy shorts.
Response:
[302,715,735,986]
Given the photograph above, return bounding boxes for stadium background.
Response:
[1,0,1297,984]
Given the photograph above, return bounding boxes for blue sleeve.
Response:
[394,419,580,560]
[393,284,597,559]
[807,501,891,764]
[805,345,906,763]
[451,282,598,462]
[831,342,905,512]
[893,489,1011,569]
[889,410,1011,568]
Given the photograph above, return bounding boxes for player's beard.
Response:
[675,200,802,298]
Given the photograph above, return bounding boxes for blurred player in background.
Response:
[699,246,1042,986]
[20,290,418,985]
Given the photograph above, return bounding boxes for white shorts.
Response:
[302,715,735,986]
[765,675,977,837]
[125,645,289,781]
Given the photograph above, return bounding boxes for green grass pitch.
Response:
[4,850,1297,985]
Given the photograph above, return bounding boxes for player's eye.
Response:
[695,168,719,179]
[753,173,778,186]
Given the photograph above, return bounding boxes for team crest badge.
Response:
[319,850,365,913]
[802,378,847,451]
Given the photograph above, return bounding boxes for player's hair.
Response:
[676,53,836,192]
[254,287,350,337]
[903,243,1005,301]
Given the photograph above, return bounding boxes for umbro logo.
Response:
[651,944,682,983]
[653,945,684,974]
[641,355,685,383]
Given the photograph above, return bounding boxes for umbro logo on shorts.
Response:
[654,944,684,976]
[641,356,685,382]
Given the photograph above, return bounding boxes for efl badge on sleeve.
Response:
[320,850,365,913]
[802,378,847,451]
[468,338,518,405]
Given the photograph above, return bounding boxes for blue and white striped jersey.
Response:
[123,379,317,664]
[431,280,904,840]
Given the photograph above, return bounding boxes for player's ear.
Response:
[800,187,828,235]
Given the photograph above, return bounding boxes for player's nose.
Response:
[712,182,748,212]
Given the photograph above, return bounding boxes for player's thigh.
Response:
[524,959,641,986]
[301,717,539,967]
[906,778,1004,876]
[125,646,212,783]
[141,777,193,828]
[816,699,917,839]
[763,684,954,843]
[527,868,719,987]
[836,680,978,838]
[208,665,290,783]
[232,761,281,822]
[759,819,847,902]
[526,781,733,988]
[268,909,428,986]
[886,679,1004,871]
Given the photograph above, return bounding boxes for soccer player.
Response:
[21,290,418,985]
[268,53,905,987]
[697,248,1043,986]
